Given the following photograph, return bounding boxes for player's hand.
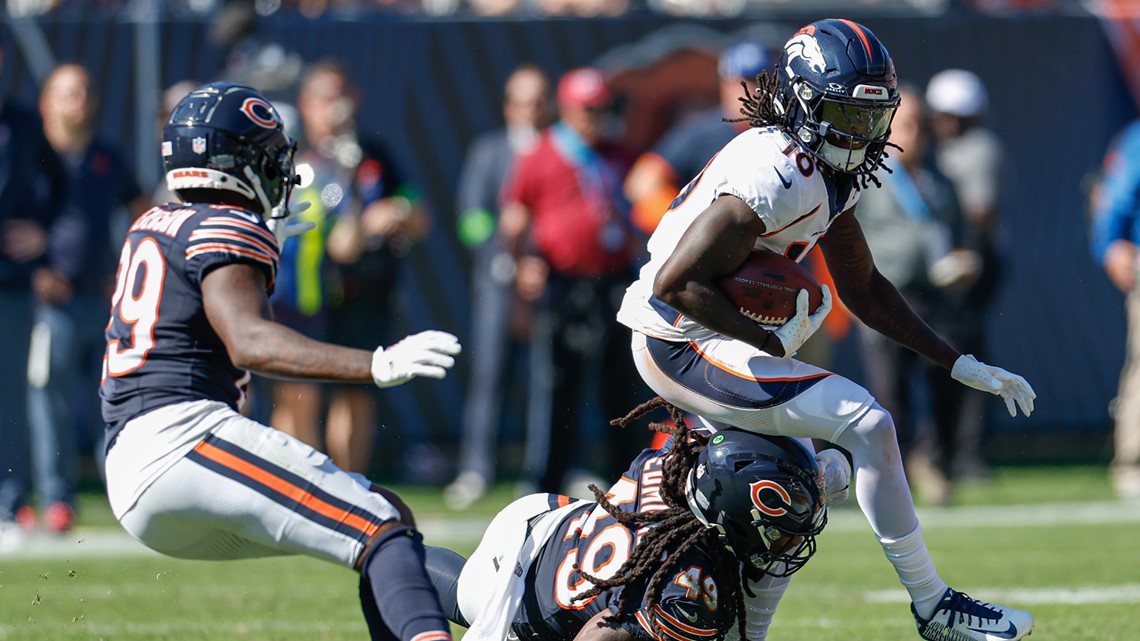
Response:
[771,285,832,357]
[268,201,315,247]
[371,330,462,388]
[815,448,850,506]
[950,354,1036,417]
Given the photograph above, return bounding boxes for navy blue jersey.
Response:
[514,447,725,641]
[100,203,279,432]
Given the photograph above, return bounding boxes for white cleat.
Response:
[912,588,1034,641]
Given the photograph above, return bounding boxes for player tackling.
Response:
[616,19,1036,641]
[100,82,460,641]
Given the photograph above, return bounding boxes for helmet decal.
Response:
[784,32,826,77]
[750,479,792,517]
[241,97,279,129]
[163,82,295,217]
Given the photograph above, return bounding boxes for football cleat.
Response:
[912,588,1034,641]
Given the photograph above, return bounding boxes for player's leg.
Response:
[631,333,1034,640]
[423,546,471,626]
[106,401,451,641]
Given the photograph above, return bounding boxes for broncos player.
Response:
[616,19,1036,641]
[424,399,848,641]
[100,82,460,641]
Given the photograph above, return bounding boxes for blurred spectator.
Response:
[270,60,429,475]
[854,85,966,505]
[1090,119,1140,501]
[924,68,1005,482]
[444,64,552,509]
[22,64,147,534]
[623,41,769,235]
[0,46,68,549]
[499,67,649,494]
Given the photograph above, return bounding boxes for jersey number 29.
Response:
[104,238,167,377]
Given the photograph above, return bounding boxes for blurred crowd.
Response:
[4,0,1078,19]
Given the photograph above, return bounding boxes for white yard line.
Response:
[1,500,1138,560]
[864,584,1140,604]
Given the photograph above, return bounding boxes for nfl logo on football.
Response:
[192,137,206,154]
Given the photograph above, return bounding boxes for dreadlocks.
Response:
[571,398,753,641]
[725,70,902,190]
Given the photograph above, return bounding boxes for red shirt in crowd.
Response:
[502,129,631,277]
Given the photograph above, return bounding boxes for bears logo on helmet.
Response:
[162,82,296,219]
[685,430,826,577]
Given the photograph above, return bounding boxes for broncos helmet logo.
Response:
[784,32,826,78]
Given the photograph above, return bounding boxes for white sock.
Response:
[879,524,948,618]
[740,570,792,641]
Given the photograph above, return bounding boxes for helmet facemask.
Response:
[787,79,898,175]
[685,442,827,579]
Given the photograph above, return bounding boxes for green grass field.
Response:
[1,465,1137,640]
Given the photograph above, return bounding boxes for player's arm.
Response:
[203,263,460,386]
[574,611,634,641]
[820,208,1035,416]
[817,207,959,369]
[203,262,375,381]
[653,194,785,354]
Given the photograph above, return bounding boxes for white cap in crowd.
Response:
[925,69,989,118]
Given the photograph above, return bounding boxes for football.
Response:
[714,250,823,326]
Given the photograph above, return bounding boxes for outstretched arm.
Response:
[818,208,960,369]
[203,263,459,386]
[820,209,1034,416]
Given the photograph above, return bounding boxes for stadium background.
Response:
[0,4,1131,470]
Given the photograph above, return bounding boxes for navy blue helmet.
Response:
[162,82,296,217]
[685,430,825,577]
[775,19,899,175]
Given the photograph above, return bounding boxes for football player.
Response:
[615,19,1036,641]
[99,82,460,641]
[424,399,851,641]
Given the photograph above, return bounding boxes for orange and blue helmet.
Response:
[775,19,900,175]
[162,82,296,218]
[685,429,826,578]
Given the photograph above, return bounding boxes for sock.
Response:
[741,572,792,641]
[879,524,948,619]
[360,526,453,641]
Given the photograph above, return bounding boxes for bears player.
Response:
[100,82,460,641]
[615,19,1036,641]
[423,399,848,641]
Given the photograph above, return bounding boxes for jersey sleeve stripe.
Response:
[190,229,277,257]
[185,243,279,271]
[759,202,822,238]
[187,435,386,545]
[635,611,664,640]
[652,604,718,638]
[202,216,278,246]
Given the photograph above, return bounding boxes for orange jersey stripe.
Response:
[192,440,380,537]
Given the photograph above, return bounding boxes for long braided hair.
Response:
[571,398,754,641]
[726,70,901,189]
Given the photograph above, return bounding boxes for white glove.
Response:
[950,354,1036,417]
[771,285,832,357]
[371,330,462,388]
[815,448,851,506]
[268,201,316,247]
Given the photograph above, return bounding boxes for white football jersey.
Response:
[617,126,860,342]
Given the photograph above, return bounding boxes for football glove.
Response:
[950,354,1036,417]
[371,330,462,388]
[815,448,851,506]
[267,201,315,247]
[771,285,832,358]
